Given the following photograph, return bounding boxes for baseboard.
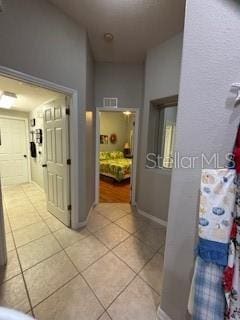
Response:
[74,202,96,229]
[136,205,167,228]
[156,307,172,320]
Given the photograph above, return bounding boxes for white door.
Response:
[0,117,29,186]
[43,97,71,227]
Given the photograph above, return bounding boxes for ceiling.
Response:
[49,0,186,63]
[0,76,61,112]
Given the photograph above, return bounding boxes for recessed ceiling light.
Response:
[123,111,132,116]
[104,33,114,42]
[0,91,17,109]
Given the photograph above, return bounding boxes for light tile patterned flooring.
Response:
[0,183,166,320]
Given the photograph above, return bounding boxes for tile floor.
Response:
[0,183,166,320]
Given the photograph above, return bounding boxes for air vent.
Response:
[103,97,118,108]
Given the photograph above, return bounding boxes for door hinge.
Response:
[67,204,72,211]
[67,159,71,165]
[66,108,70,115]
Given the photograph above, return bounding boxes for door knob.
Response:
[42,164,47,168]
[23,155,27,158]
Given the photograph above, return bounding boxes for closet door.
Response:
[0,117,29,186]
[43,97,71,227]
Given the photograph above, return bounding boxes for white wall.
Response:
[0,109,29,120]
[94,62,144,108]
[161,1,240,319]
[29,105,45,190]
[137,33,183,222]
[0,0,89,222]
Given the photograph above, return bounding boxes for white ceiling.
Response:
[0,76,61,112]
[49,0,186,63]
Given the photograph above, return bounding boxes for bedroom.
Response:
[98,110,136,203]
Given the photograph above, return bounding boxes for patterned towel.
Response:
[192,256,225,320]
[199,169,236,244]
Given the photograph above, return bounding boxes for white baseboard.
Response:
[156,307,172,320]
[74,202,96,229]
[136,205,167,228]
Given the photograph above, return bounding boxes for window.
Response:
[147,96,178,169]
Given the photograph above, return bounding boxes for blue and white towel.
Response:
[199,169,236,244]
[192,256,225,320]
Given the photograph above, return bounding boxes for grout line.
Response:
[3,186,36,316]
[31,272,80,311]
[46,225,111,314]
[3,188,164,317]
[13,229,51,250]
[19,185,80,315]
[18,247,63,274]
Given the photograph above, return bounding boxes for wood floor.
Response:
[99,176,131,203]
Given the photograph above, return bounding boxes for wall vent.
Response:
[103,97,118,108]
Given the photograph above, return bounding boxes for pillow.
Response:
[99,152,110,161]
[110,151,124,159]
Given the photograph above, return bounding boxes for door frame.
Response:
[0,115,31,185]
[0,65,80,229]
[95,107,139,205]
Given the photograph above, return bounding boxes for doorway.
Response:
[0,70,76,229]
[95,108,139,205]
[0,116,30,186]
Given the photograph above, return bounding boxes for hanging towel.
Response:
[199,169,235,244]
[189,168,236,318]
[188,261,197,315]
[30,142,37,158]
[227,225,240,319]
[192,256,225,320]
[225,174,240,318]
[198,168,236,266]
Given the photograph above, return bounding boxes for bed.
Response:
[99,151,132,182]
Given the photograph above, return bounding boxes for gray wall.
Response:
[0,0,89,222]
[94,62,144,108]
[161,1,240,319]
[85,42,96,213]
[137,33,183,222]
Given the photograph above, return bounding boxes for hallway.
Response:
[1,183,165,320]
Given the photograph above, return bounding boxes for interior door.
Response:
[43,97,71,227]
[0,117,29,186]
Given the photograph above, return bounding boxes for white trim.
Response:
[0,115,31,184]
[156,307,172,320]
[95,107,140,206]
[137,205,168,227]
[0,66,79,230]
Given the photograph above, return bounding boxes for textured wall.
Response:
[85,42,96,213]
[0,0,88,222]
[94,62,144,108]
[137,33,183,222]
[161,1,240,319]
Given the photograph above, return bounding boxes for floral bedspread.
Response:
[100,158,132,181]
